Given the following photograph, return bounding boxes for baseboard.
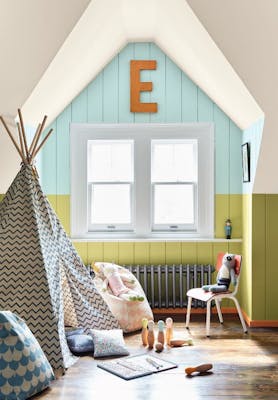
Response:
[241,309,278,328]
[153,307,278,328]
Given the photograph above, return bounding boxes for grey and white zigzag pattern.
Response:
[0,165,119,371]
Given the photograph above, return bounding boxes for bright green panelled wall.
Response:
[252,194,278,320]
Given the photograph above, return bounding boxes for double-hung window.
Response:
[87,140,134,231]
[71,123,214,239]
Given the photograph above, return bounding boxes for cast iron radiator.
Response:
[122,264,215,309]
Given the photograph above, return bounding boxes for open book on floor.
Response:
[97,354,178,380]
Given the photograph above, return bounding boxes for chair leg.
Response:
[233,297,248,333]
[206,300,211,337]
[215,298,223,324]
[185,297,192,328]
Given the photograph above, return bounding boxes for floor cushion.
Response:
[0,311,54,400]
[93,263,153,332]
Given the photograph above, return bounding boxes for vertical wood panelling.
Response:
[56,105,71,195]
[265,195,278,320]
[165,56,182,122]
[72,89,87,123]
[215,195,229,238]
[229,121,242,193]
[41,120,57,194]
[165,242,182,264]
[242,194,252,318]
[181,74,198,122]
[181,242,197,264]
[56,195,70,235]
[88,242,104,265]
[38,43,250,315]
[150,242,166,264]
[198,88,213,122]
[197,243,213,265]
[134,43,151,123]
[118,243,134,265]
[214,104,230,194]
[150,43,166,123]
[252,194,266,320]
[103,57,119,122]
[119,43,134,123]
[47,195,57,214]
[134,243,150,264]
[230,194,242,238]
[73,242,88,265]
[103,242,119,263]
[87,73,103,123]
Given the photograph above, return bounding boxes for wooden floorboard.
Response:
[33,316,278,399]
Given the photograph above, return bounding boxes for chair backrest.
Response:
[216,253,242,295]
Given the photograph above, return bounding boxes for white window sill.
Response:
[70,236,242,243]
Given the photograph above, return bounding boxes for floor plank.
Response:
[33,317,278,399]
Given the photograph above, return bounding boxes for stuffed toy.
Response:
[93,263,145,302]
[202,253,237,293]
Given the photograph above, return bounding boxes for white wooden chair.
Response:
[185,253,248,336]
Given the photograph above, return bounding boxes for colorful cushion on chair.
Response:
[0,311,54,399]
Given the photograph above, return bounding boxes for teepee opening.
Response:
[0,110,120,371]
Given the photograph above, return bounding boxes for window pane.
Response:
[154,184,194,225]
[152,141,197,182]
[90,184,131,224]
[88,141,133,182]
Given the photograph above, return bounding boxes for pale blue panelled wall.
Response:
[40,42,242,202]
[242,117,264,194]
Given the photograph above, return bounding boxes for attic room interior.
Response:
[0,0,277,399]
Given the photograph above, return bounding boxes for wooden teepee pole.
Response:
[0,116,24,161]
[29,115,47,160]
[17,109,29,161]
[30,128,53,162]
[17,122,26,160]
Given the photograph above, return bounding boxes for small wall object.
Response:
[225,218,232,239]
[241,142,250,182]
[130,60,158,113]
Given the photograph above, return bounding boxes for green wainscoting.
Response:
[72,240,241,267]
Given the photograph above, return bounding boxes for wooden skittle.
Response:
[185,363,213,375]
[169,338,193,347]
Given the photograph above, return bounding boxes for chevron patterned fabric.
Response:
[0,164,120,371]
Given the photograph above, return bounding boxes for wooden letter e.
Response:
[130,60,157,113]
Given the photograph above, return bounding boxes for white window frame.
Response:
[70,123,214,239]
[87,139,134,232]
[151,139,198,232]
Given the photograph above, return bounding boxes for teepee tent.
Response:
[0,110,120,371]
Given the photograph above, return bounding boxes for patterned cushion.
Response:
[0,311,54,399]
[89,329,129,358]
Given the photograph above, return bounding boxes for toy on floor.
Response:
[93,263,145,301]
[155,342,164,353]
[157,320,165,345]
[170,338,193,347]
[165,317,173,345]
[147,320,155,349]
[185,363,213,376]
[202,253,236,293]
[141,318,148,346]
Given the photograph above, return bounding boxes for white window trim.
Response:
[70,123,214,240]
